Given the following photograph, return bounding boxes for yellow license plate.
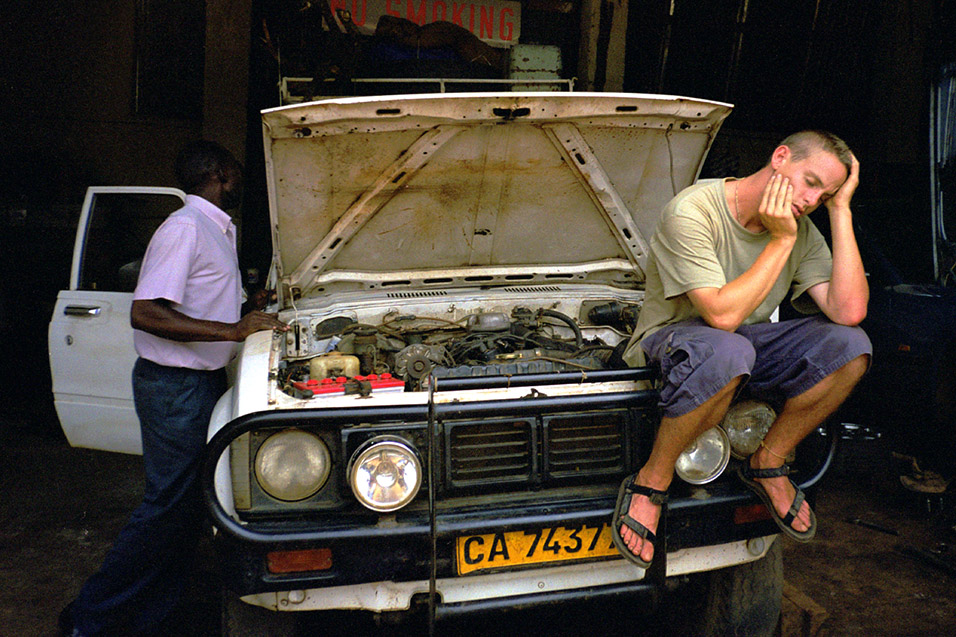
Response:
[456,523,618,575]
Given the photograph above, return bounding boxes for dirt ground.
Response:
[780,438,956,637]
[2,416,955,637]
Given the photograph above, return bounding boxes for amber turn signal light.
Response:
[734,503,773,525]
[266,548,333,574]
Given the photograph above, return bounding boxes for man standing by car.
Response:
[613,131,872,567]
[60,140,287,636]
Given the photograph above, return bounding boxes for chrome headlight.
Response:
[349,437,423,512]
[255,429,331,501]
[721,400,777,459]
[675,427,731,485]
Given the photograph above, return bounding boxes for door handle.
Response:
[64,305,102,317]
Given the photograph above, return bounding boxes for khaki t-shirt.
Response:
[622,178,833,366]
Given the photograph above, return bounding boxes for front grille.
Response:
[545,411,628,477]
[447,419,534,486]
[445,410,631,489]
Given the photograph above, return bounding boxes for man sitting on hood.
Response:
[613,130,872,567]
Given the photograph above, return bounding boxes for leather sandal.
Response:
[611,473,668,568]
[738,461,816,542]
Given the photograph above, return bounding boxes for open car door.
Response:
[49,187,186,454]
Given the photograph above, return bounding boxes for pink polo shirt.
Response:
[133,195,242,370]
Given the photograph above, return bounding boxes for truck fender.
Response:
[208,386,238,518]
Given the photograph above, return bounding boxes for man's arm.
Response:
[131,298,288,342]
[805,155,869,326]
[687,174,798,332]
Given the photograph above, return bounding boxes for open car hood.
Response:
[261,92,731,305]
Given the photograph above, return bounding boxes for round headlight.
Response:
[721,400,777,459]
[675,427,731,485]
[255,429,331,501]
[349,437,423,512]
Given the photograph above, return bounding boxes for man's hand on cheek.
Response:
[758,173,797,239]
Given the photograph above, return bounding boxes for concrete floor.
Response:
[2,418,955,636]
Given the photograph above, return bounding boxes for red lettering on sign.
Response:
[499,7,512,40]
[479,5,493,39]
[407,0,428,24]
[352,0,368,26]
[367,1,516,42]
[451,2,465,26]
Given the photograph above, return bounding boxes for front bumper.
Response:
[233,535,778,617]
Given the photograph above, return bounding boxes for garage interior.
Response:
[2,0,956,634]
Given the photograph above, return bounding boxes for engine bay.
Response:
[276,300,641,398]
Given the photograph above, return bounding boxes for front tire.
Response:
[664,538,783,637]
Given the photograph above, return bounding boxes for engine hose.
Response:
[539,309,583,350]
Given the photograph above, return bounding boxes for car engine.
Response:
[277,302,640,398]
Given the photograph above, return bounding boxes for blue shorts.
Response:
[640,316,872,418]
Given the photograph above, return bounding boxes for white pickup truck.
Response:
[50,92,839,636]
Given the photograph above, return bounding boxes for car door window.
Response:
[79,192,184,292]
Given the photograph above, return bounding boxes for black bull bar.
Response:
[201,367,662,545]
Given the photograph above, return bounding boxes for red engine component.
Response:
[291,373,404,397]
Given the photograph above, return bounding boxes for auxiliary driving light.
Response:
[720,400,777,459]
[255,429,331,501]
[349,437,423,512]
[675,426,731,485]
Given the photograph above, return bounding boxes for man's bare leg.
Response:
[749,354,870,532]
[620,376,743,563]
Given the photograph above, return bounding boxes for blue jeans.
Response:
[71,358,225,635]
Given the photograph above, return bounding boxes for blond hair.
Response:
[778,130,852,174]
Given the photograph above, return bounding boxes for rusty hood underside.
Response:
[260,92,731,306]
